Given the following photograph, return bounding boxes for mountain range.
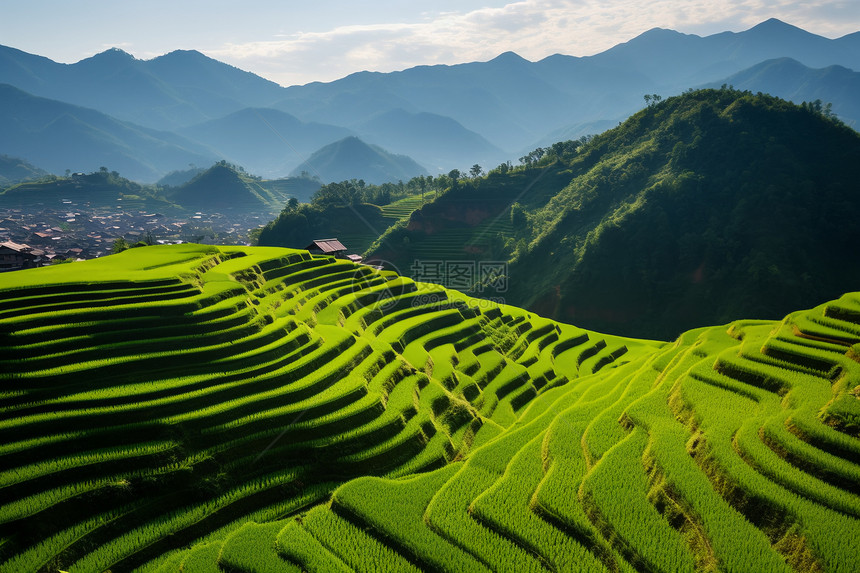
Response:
[0,19,859,183]
[176,108,353,178]
[363,88,860,340]
[270,19,860,151]
[0,83,213,182]
[0,45,286,130]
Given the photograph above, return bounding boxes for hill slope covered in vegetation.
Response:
[290,136,428,185]
[0,168,178,210]
[0,155,48,187]
[0,244,858,571]
[366,88,860,340]
[168,163,302,212]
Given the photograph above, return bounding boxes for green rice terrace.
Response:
[0,244,859,572]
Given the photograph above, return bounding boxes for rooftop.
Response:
[307,238,347,254]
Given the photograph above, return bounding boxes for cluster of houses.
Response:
[0,234,369,274]
[0,192,369,274]
[0,240,48,271]
[0,203,273,272]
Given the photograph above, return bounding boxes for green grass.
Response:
[0,244,857,572]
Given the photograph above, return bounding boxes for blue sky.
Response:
[2,0,859,87]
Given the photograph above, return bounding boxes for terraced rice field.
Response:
[404,209,515,262]
[379,196,428,221]
[0,244,858,572]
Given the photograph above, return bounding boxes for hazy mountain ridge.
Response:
[0,45,286,130]
[1,19,859,181]
[704,58,860,128]
[289,136,428,185]
[0,154,48,186]
[274,18,860,154]
[589,18,860,88]
[355,108,503,172]
[0,83,214,182]
[178,107,355,178]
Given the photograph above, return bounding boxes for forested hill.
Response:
[365,88,860,340]
[168,163,289,211]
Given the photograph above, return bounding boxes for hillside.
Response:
[365,89,860,340]
[0,169,177,210]
[290,136,428,185]
[255,177,443,254]
[707,58,860,129]
[355,109,505,172]
[0,154,48,187]
[156,166,207,188]
[256,176,323,205]
[179,108,354,177]
[0,244,858,571]
[0,83,214,182]
[256,200,390,255]
[168,163,288,211]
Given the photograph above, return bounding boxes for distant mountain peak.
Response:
[95,47,135,59]
[75,47,137,68]
[641,26,681,35]
[753,17,792,28]
[634,26,691,40]
[747,18,809,36]
[291,135,427,184]
[166,48,204,56]
[489,51,530,65]
[157,49,209,62]
[606,26,693,52]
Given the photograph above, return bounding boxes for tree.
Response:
[644,93,662,108]
[519,147,545,167]
[436,174,451,196]
[510,202,527,228]
[802,99,840,123]
[111,237,129,254]
[418,175,427,201]
[448,169,461,188]
[469,164,483,179]
[286,197,299,211]
[548,140,581,161]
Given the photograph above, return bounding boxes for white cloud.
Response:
[205,0,860,86]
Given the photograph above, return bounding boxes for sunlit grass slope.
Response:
[0,245,651,571]
[0,244,858,572]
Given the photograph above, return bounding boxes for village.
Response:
[0,203,273,271]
